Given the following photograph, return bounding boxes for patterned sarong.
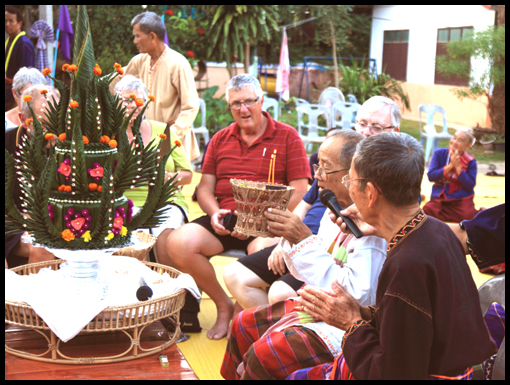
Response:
[221,300,333,380]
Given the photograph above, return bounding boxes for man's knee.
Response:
[268,281,297,305]
[224,261,268,295]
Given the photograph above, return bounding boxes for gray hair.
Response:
[325,129,365,169]
[359,95,401,128]
[113,75,148,100]
[353,132,424,207]
[12,67,47,98]
[225,74,264,103]
[20,84,60,120]
[131,11,166,41]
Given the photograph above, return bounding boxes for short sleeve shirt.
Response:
[202,112,310,211]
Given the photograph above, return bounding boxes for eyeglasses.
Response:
[313,164,348,181]
[355,121,394,133]
[342,175,382,194]
[122,97,147,104]
[228,97,259,110]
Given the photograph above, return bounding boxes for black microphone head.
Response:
[319,189,336,205]
[136,285,153,301]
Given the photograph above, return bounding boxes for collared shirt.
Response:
[202,111,310,211]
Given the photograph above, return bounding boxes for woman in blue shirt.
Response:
[423,128,481,222]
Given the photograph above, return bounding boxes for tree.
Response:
[436,24,505,135]
[196,5,279,77]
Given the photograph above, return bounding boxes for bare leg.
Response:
[268,281,298,305]
[246,236,280,255]
[154,228,174,266]
[164,224,234,340]
[223,261,269,309]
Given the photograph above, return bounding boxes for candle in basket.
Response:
[272,150,277,185]
[268,154,274,184]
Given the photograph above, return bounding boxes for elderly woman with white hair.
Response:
[113,75,193,262]
[5,66,47,131]
[423,128,482,223]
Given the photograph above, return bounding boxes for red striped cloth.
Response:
[202,112,310,211]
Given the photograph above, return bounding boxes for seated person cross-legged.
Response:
[223,179,326,317]
[163,74,310,340]
[288,133,495,380]
[221,130,389,380]
[113,76,193,264]
[423,128,482,223]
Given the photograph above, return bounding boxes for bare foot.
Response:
[207,300,235,340]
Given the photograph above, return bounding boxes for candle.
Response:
[272,150,277,185]
[268,154,274,184]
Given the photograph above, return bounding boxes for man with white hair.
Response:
[111,11,200,160]
[354,95,401,136]
[5,67,47,132]
[164,74,310,340]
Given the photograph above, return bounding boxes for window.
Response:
[434,27,474,86]
[382,30,409,81]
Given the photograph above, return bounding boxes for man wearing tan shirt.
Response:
[113,11,200,160]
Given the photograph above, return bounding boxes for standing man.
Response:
[113,11,200,160]
[5,6,36,110]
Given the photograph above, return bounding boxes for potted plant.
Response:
[494,134,505,152]
[479,133,497,152]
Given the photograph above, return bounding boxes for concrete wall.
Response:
[370,5,495,127]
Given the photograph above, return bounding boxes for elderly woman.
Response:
[5,67,46,131]
[423,128,480,223]
[291,133,495,380]
[113,75,193,262]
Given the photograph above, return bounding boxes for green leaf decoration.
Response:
[73,5,96,98]
[47,75,70,135]
[70,118,88,193]
[5,150,26,235]
[27,103,47,177]
[91,164,115,242]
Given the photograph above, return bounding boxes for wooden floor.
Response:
[4,322,198,380]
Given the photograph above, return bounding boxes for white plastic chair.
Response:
[418,104,453,163]
[346,94,358,104]
[332,102,361,130]
[262,97,279,120]
[295,98,310,108]
[192,98,209,147]
[297,104,331,152]
[319,87,345,126]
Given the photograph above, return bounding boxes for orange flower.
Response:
[97,185,103,193]
[23,95,32,103]
[113,62,121,69]
[64,186,72,193]
[109,140,118,148]
[128,93,137,100]
[25,118,33,126]
[58,185,66,192]
[40,89,48,95]
[116,67,124,75]
[82,136,89,144]
[44,133,55,140]
[174,140,182,147]
[62,229,75,242]
[69,101,79,109]
[58,133,67,141]
[62,63,70,72]
[68,64,78,73]
[42,68,52,76]
[135,99,144,107]
[148,94,155,102]
[93,64,102,76]
[88,183,98,191]
[187,51,194,58]
[159,133,167,140]
[100,135,110,143]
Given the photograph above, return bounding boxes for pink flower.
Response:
[89,167,104,178]
[59,163,71,177]
[71,218,86,231]
[113,217,124,229]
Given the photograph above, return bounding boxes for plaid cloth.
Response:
[482,303,505,380]
[221,300,333,380]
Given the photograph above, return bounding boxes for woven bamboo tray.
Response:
[5,259,186,365]
[230,178,295,237]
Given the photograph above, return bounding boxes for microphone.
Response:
[319,189,363,238]
[136,277,153,301]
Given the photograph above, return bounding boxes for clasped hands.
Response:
[446,149,462,175]
[296,280,372,331]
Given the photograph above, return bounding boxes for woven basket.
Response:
[112,231,157,261]
[230,179,295,237]
[5,260,186,364]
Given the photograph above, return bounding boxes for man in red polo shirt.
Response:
[164,74,310,340]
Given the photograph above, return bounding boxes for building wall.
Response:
[370,5,495,127]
